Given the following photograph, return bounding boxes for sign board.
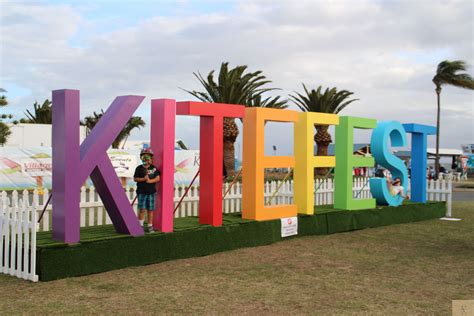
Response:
[281,217,298,237]
[20,158,52,177]
[108,151,137,178]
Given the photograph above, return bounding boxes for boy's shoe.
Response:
[147,226,154,233]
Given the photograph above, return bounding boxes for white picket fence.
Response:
[0,198,38,282]
[1,178,452,232]
[0,178,452,282]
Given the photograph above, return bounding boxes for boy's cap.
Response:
[140,148,154,157]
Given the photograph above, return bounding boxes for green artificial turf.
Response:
[35,202,445,281]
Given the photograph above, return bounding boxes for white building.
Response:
[5,124,87,148]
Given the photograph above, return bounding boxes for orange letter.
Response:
[242,108,299,221]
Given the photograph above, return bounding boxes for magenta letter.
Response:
[150,99,176,232]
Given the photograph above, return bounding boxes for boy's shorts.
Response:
[137,193,156,211]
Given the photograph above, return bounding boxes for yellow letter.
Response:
[294,112,339,215]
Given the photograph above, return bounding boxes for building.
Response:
[5,123,87,148]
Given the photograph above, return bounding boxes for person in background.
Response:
[428,166,435,180]
[389,178,409,200]
[133,148,160,233]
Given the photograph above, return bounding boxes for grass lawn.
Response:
[0,202,472,315]
[456,183,474,189]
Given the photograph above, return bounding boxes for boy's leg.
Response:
[147,210,154,232]
[138,209,146,227]
[147,210,154,225]
[146,193,156,233]
[137,194,146,228]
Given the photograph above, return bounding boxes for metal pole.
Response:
[223,168,242,199]
[173,169,200,214]
[37,193,52,224]
[266,170,293,206]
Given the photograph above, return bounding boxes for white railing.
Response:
[0,178,452,282]
[0,197,38,282]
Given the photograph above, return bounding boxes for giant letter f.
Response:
[52,89,145,243]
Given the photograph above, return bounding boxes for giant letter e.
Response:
[52,89,145,243]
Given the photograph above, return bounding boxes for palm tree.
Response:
[0,88,10,145]
[432,60,474,178]
[184,62,287,176]
[82,110,104,134]
[82,110,145,149]
[114,116,146,149]
[24,99,52,124]
[0,88,7,107]
[290,84,358,176]
[0,122,10,146]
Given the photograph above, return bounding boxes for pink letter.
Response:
[150,99,176,232]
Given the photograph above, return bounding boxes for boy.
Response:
[133,148,160,233]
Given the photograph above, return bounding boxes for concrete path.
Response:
[452,191,474,202]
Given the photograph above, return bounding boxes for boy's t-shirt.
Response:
[134,164,160,195]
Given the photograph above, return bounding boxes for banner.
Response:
[461,144,474,154]
[0,147,201,191]
[467,155,474,169]
[174,150,200,185]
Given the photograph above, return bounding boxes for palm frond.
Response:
[183,62,282,107]
[290,84,358,114]
[433,60,474,90]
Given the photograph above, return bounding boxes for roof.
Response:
[394,150,412,158]
[395,148,463,158]
[427,148,463,156]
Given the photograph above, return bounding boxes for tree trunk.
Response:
[223,117,239,177]
[314,125,332,177]
[223,138,236,177]
[121,135,129,149]
[435,87,441,179]
[315,142,329,177]
[112,139,120,149]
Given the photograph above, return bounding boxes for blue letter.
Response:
[402,123,436,203]
[370,121,408,206]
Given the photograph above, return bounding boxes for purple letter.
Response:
[52,89,145,243]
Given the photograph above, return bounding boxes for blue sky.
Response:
[1,0,473,153]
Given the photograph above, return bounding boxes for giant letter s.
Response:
[369,121,408,206]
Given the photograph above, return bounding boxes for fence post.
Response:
[446,180,452,217]
[30,203,38,282]
[0,196,4,275]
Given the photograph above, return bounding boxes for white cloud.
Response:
[1,0,473,153]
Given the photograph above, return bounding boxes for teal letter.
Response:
[369,121,408,206]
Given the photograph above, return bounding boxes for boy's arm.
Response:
[146,175,160,184]
[134,175,149,182]
[133,167,148,182]
[146,169,161,184]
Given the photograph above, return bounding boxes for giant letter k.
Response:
[52,89,144,243]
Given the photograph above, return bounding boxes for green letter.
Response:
[334,116,377,210]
